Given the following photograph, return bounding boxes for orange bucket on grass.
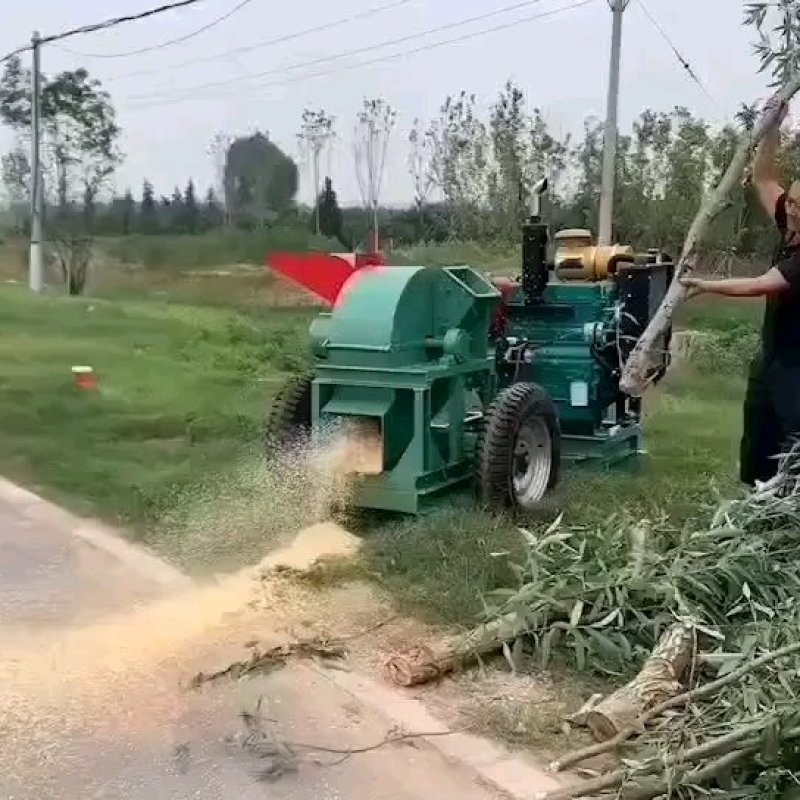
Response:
[72,366,98,390]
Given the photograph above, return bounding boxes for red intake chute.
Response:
[267,251,387,307]
[268,252,355,306]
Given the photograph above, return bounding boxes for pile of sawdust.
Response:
[153,418,381,572]
[0,426,381,798]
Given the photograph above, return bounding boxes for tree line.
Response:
[3,0,800,263]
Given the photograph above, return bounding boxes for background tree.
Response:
[1,144,30,232]
[0,56,121,295]
[223,131,299,227]
[488,81,530,241]
[139,179,157,233]
[408,118,436,236]
[0,56,121,215]
[313,176,346,245]
[206,132,233,225]
[120,189,135,236]
[183,179,199,233]
[297,109,336,235]
[426,92,490,239]
[201,187,225,230]
[354,98,396,249]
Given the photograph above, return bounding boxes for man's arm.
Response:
[683,268,790,298]
[753,125,785,217]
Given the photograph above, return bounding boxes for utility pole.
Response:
[29,30,44,293]
[597,0,630,246]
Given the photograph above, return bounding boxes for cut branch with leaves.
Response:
[622,1,800,394]
[387,443,800,798]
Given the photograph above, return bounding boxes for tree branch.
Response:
[620,77,800,396]
[550,639,800,772]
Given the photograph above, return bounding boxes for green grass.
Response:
[0,285,314,540]
[99,228,341,271]
[391,241,521,275]
[362,365,746,626]
[675,294,763,331]
[0,259,759,603]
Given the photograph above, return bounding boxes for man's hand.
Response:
[765,97,789,128]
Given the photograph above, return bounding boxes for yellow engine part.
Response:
[554,229,634,282]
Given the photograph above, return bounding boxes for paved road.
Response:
[0,481,505,800]
[0,500,163,628]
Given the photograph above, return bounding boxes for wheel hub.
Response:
[512,418,552,507]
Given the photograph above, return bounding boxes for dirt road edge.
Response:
[308,663,563,799]
[0,477,191,591]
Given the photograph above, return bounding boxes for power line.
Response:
[40,0,205,45]
[107,0,416,80]
[56,0,254,58]
[127,0,594,108]
[2,0,206,62]
[636,0,718,107]
[0,44,30,65]
[125,0,555,100]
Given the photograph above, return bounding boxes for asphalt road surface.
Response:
[0,482,504,800]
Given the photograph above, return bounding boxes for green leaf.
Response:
[584,628,623,666]
[571,629,587,672]
[591,609,621,629]
[761,717,781,765]
[570,600,585,628]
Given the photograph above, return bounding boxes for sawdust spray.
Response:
[0,421,381,798]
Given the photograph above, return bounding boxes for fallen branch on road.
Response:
[189,636,345,688]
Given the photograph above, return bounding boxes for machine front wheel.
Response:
[265,372,313,452]
[477,382,560,511]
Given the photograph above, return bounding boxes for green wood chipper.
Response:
[266,181,673,515]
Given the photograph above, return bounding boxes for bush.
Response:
[100,227,341,271]
[690,323,760,376]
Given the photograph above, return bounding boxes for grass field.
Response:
[0,235,765,621]
[0,286,314,528]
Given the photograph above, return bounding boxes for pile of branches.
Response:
[383,450,800,795]
[477,447,800,798]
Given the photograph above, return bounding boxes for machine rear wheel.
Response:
[265,372,313,452]
[477,382,560,511]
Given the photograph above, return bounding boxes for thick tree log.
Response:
[551,639,800,773]
[385,613,526,686]
[586,623,696,742]
[584,621,695,742]
[620,77,800,397]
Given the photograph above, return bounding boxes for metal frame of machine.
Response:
[266,181,673,515]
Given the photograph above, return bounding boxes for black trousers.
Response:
[740,356,800,485]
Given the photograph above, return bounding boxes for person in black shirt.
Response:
[681,101,800,486]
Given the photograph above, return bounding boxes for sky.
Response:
[0,0,775,208]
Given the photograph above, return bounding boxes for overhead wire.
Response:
[636,0,719,108]
[1,0,206,62]
[0,44,31,65]
[55,0,255,58]
[123,0,575,102]
[39,0,205,45]
[106,0,417,80]
[125,0,595,108]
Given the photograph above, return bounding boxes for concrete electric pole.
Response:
[29,30,44,293]
[597,0,630,247]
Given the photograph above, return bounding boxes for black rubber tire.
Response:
[476,382,561,512]
[265,372,314,452]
